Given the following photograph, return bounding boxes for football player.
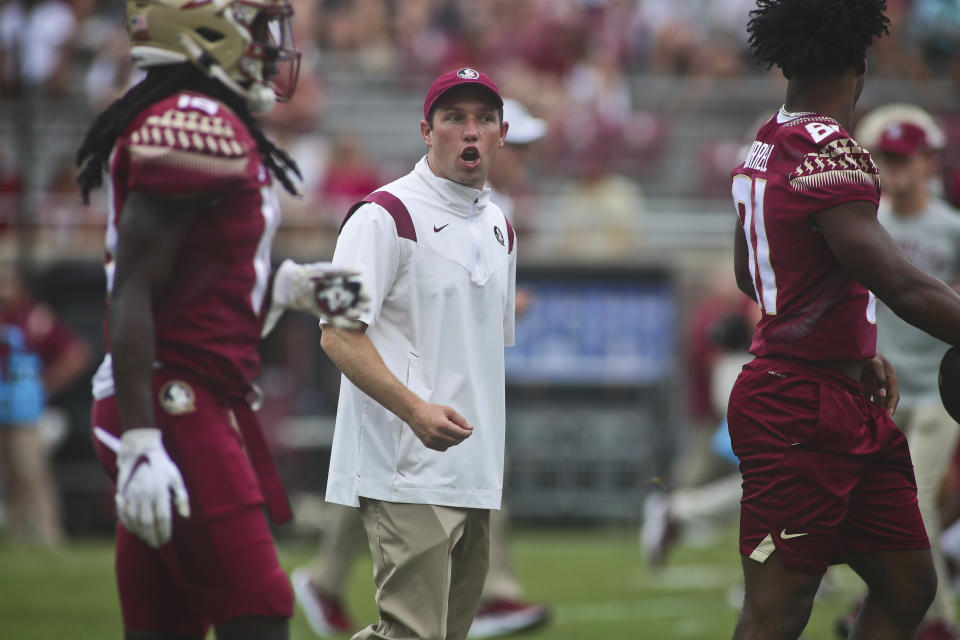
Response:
[76,1,368,638]
[729,1,960,639]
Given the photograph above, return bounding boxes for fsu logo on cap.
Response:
[457,68,480,80]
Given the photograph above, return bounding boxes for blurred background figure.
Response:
[473,96,550,638]
[0,146,22,232]
[0,262,91,545]
[676,270,758,489]
[486,96,546,319]
[317,132,382,225]
[834,105,960,640]
[487,98,547,224]
[0,0,76,95]
[642,267,758,568]
[907,0,960,79]
[550,146,646,260]
[291,502,364,636]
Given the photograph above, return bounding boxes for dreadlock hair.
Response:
[747,0,890,79]
[76,63,301,204]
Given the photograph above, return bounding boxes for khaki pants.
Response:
[0,425,63,545]
[897,403,960,625]
[354,499,490,640]
[311,500,519,604]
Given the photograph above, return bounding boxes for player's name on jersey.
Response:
[743,140,775,172]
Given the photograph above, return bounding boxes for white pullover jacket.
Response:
[325,156,517,509]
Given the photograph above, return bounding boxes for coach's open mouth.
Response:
[460,146,480,169]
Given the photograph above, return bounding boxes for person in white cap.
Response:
[486,98,548,223]
[835,105,960,640]
[291,93,546,640]
[470,97,551,639]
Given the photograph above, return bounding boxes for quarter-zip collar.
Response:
[414,156,491,218]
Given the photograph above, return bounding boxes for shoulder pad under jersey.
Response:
[121,92,259,192]
[781,117,880,194]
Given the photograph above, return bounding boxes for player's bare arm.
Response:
[321,326,473,451]
[816,199,960,346]
[733,219,758,303]
[110,190,205,430]
[108,190,203,547]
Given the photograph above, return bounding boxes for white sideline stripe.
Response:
[629,565,740,590]
[557,597,731,623]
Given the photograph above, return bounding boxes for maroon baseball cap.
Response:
[423,67,503,121]
[877,121,930,156]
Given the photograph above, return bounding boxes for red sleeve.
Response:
[784,125,881,212]
[118,92,259,196]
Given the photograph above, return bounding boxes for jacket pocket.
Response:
[396,352,433,477]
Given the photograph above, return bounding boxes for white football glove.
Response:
[115,428,191,548]
[262,259,370,336]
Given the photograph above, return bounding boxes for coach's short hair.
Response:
[747,0,890,78]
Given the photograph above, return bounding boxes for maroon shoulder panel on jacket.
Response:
[340,191,417,242]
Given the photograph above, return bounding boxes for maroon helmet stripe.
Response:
[505,217,515,254]
[339,191,417,242]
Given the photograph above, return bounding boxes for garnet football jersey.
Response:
[105,91,278,387]
[731,107,881,361]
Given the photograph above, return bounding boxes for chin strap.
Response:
[176,34,276,113]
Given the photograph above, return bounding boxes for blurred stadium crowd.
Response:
[3,0,960,540]
[3,0,960,262]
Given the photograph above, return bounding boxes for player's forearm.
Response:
[733,225,758,302]
[109,284,157,432]
[882,272,960,346]
[321,326,425,425]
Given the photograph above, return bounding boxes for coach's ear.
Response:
[421,119,433,148]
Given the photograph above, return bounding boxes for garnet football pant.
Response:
[728,356,929,575]
[90,371,292,636]
[896,403,960,624]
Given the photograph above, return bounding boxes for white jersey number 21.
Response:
[732,173,877,323]
[732,174,777,315]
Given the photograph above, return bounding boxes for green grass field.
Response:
[0,525,871,639]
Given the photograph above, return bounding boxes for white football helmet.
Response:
[126,0,300,113]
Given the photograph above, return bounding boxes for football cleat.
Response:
[468,599,552,638]
[640,490,678,569]
[834,600,860,638]
[291,567,355,636]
